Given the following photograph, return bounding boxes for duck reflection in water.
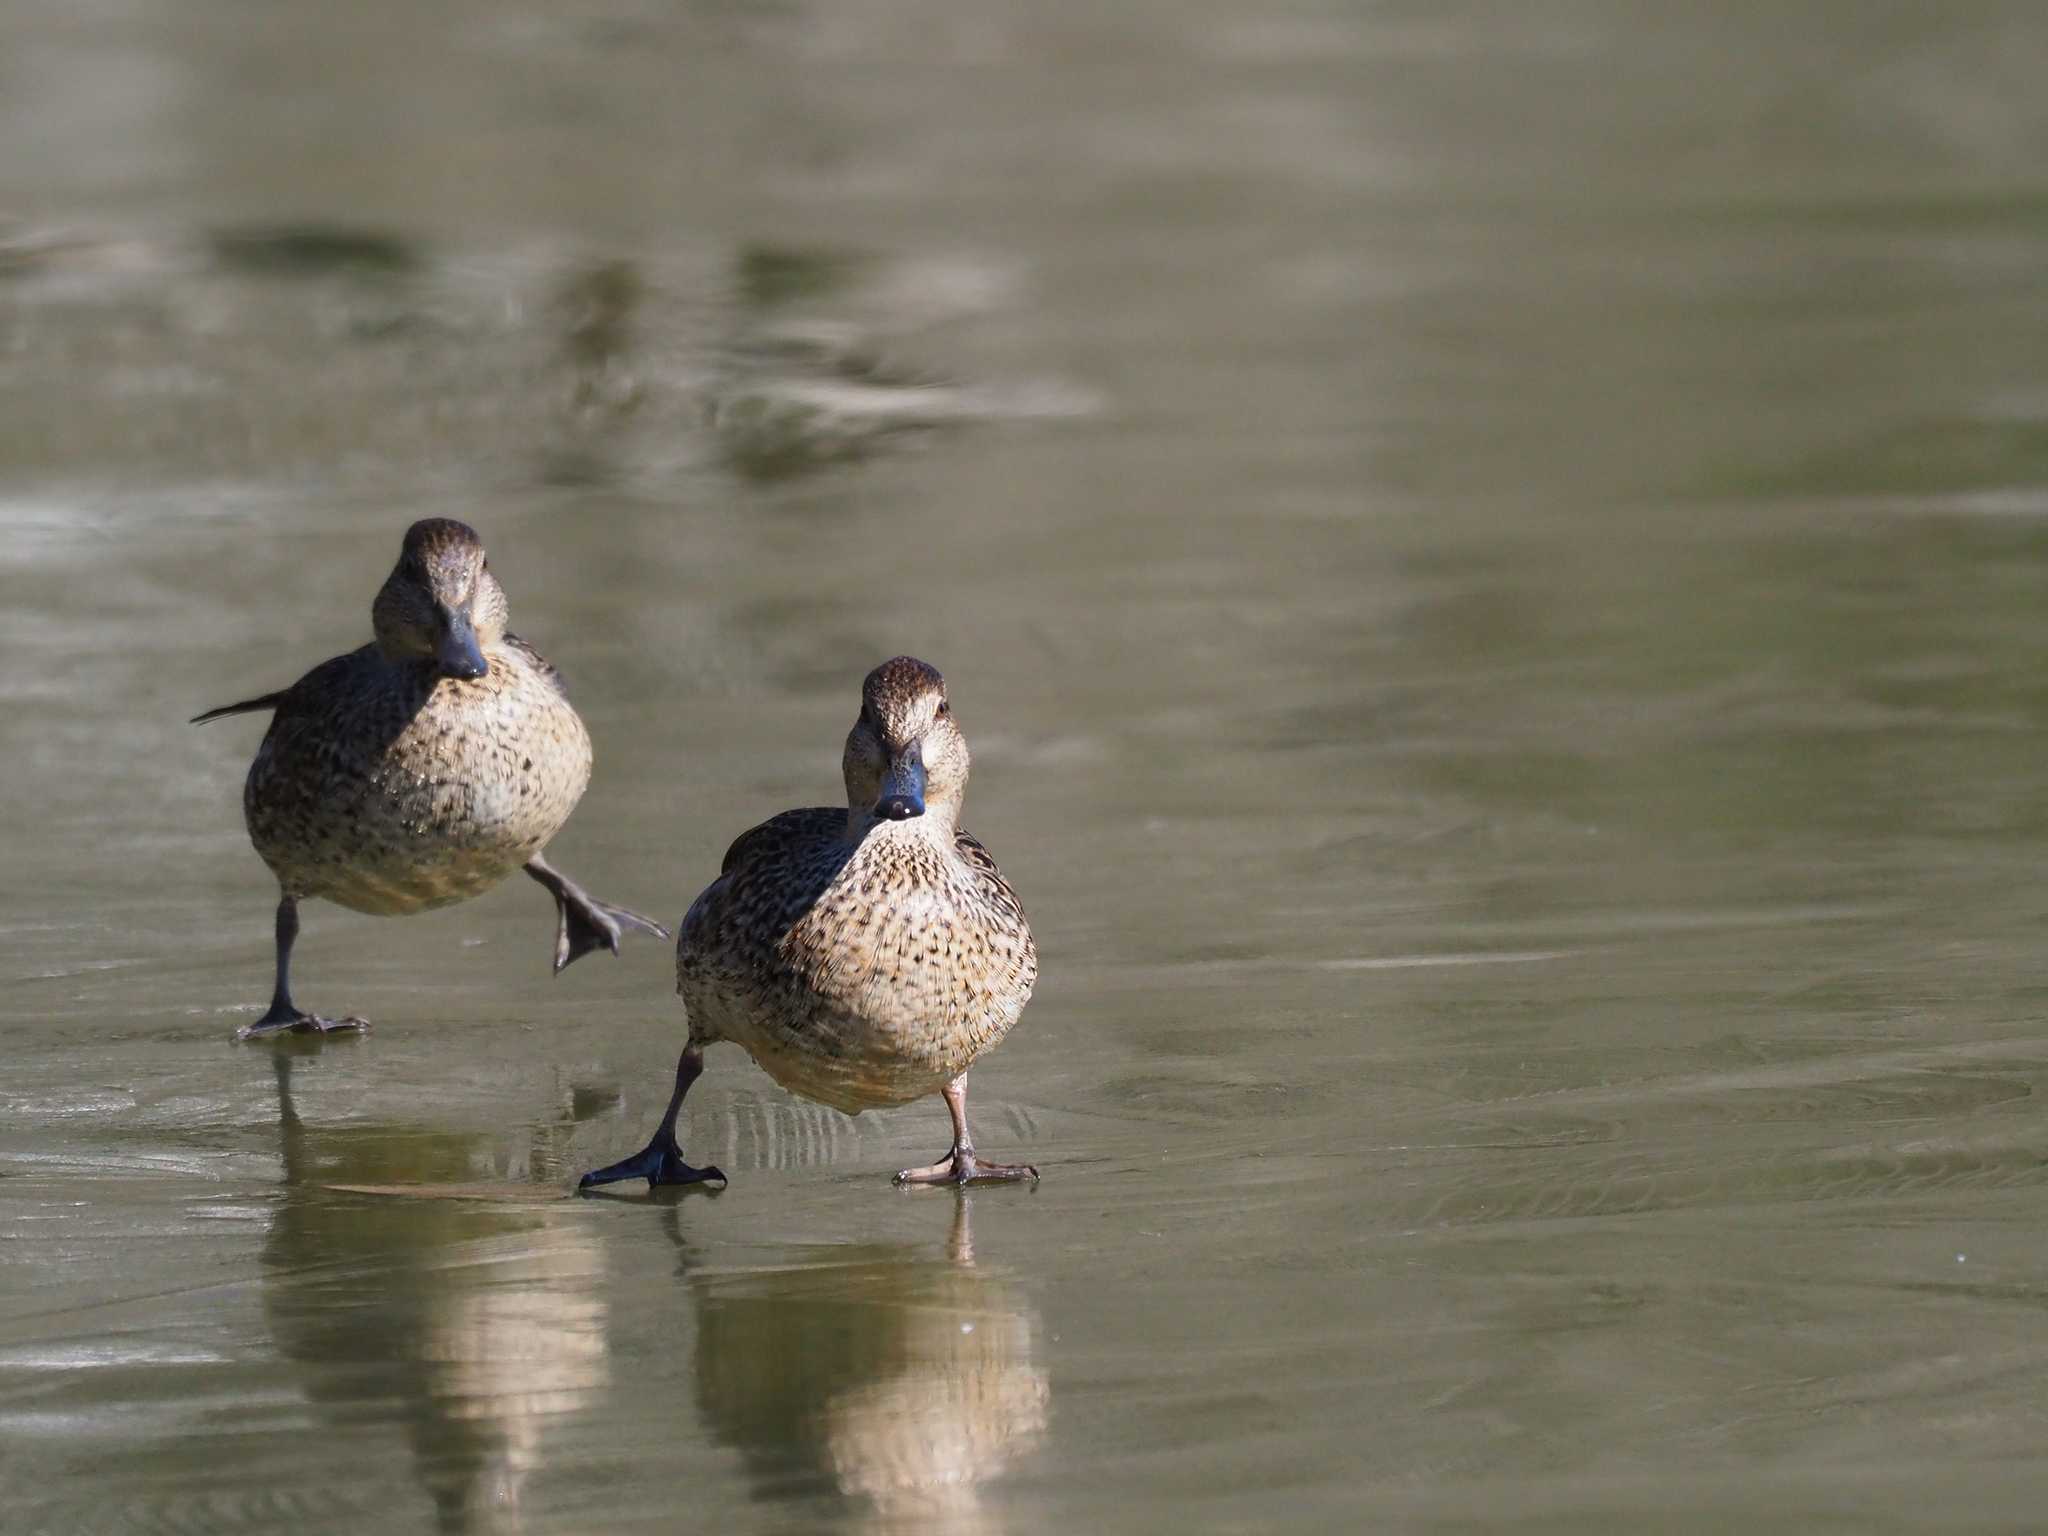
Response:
[260,1052,608,1534]
[685,1196,1049,1534]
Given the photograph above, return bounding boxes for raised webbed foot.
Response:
[552,889,669,974]
[525,854,670,974]
[236,1008,370,1043]
[578,1138,726,1192]
[894,1147,1040,1187]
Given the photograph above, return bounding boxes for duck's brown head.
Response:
[371,519,510,681]
[842,656,970,825]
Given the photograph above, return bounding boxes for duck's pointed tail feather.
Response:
[191,691,289,725]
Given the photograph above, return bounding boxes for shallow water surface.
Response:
[8,2,2048,1531]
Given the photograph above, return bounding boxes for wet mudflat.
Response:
[8,2,2048,1531]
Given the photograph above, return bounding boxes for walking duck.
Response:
[195,518,667,1040]
[580,656,1039,1189]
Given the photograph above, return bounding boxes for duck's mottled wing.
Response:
[240,647,429,793]
[718,808,844,875]
[275,649,386,715]
[955,826,1038,1009]
[679,808,848,998]
[954,828,1028,926]
[191,647,373,725]
[501,633,568,698]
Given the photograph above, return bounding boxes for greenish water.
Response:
[8,2,2048,1531]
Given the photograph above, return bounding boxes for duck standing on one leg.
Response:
[195,518,668,1041]
[581,655,1039,1190]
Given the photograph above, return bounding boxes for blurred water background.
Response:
[7,2,2048,1530]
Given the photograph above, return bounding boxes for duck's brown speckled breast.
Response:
[245,640,592,915]
[677,812,1038,1114]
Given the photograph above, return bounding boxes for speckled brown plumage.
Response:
[679,810,1035,1114]
[244,632,590,915]
[196,519,666,1040]
[580,656,1041,1190]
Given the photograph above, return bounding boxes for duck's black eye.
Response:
[935,698,950,717]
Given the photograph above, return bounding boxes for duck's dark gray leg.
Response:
[578,1045,726,1191]
[524,852,670,974]
[895,1075,1039,1186]
[236,895,370,1042]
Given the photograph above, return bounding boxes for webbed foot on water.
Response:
[552,890,669,974]
[578,1138,725,1192]
[894,1148,1040,1186]
[236,1010,370,1043]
